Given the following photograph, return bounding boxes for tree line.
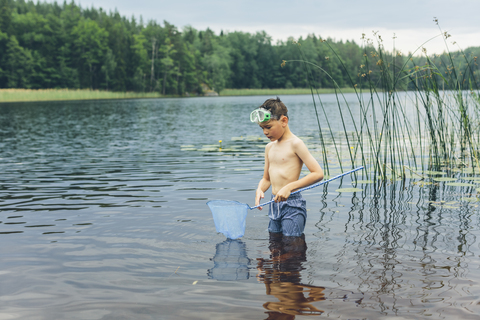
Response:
[0,0,479,94]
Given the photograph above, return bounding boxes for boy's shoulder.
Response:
[265,140,275,151]
[265,135,306,151]
[290,134,304,144]
[286,134,307,149]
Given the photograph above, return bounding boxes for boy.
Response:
[252,98,324,237]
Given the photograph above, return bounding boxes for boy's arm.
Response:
[274,139,324,202]
[255,144,272,210]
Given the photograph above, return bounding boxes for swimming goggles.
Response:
[250,108,272,124]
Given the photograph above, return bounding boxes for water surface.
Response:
[1,95,480,319]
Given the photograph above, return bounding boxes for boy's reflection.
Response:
[257,233,325,319]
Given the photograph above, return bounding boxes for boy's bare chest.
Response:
[268,143,299,166]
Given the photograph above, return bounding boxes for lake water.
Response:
[1,95,480,319]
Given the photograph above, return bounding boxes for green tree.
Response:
[177,41,199,94]
[204,44,231,93]
[1,0,478,94]
[253,31,281,88]
[129,33,148,91]
[4,35,34,88]
[0,29,7,87]
[101,48,116,90]
[159,37,177,95]
[141,21,165,92]
[225,31,261,89]
[0,0,12,34]
[71,18,108,88]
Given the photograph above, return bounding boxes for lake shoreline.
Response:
[0,88,357,103]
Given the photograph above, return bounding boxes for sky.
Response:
[61,0,479,55]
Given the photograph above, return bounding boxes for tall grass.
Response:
[0,89,163,103]
[287,28,480,181]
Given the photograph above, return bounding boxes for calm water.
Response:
[1,95,480,319]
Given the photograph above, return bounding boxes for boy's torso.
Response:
[267,137,303,194]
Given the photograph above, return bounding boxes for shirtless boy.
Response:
[251,98,324,237]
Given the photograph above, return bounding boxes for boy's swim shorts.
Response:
[268,193,307,237]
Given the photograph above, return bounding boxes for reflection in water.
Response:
[208,239,251,281]
[257,233,326,318]
[313,182,480,318]
[4,97,480,318]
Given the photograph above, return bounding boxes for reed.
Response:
[286,27,480,181]
[0,89,163,103]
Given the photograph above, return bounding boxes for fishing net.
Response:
[207,200,249,239]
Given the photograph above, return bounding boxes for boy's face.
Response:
[259,116,287,141]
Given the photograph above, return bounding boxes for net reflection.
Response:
[256,233,325,318]
[208,239,251,281]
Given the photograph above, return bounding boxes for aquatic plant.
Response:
[283,22,480,182]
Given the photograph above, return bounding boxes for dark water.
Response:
[1,95,480,319]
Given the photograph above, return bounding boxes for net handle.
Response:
[249,166,364,209]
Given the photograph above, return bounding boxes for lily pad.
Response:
[181,148,197,151]
[336,188,363,193]
[424,171,446,176]
[461,168,479,174]
[356,180,374,184]
[445,182,476,187]
[433,177,457,182]
[462,177,480,181]
[462,197,479,202]
[231,137,244,141]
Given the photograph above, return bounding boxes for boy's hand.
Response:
[274,186,291,203]
[255,189,265,210]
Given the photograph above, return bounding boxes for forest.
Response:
[1,0,479,95]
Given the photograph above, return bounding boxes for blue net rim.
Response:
[207,200,249,208]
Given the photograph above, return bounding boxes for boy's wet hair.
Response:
[259,97,288,120]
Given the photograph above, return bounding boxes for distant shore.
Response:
[0,89,164,103]
[220,88,356,96]
[0,88,357,103]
